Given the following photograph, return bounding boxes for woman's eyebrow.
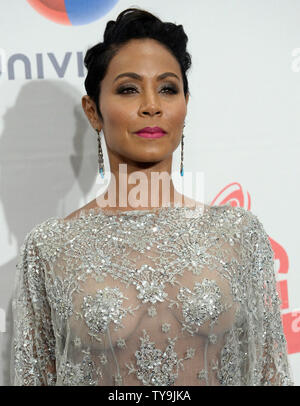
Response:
[113,72,180,82]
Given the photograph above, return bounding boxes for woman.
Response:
[11,8,294,386]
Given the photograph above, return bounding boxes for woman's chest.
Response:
[46,257,241,351]
[45,217,245,349]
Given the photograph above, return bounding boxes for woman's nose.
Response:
[139,91,162,116]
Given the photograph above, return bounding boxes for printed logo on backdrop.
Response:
[211,182,300,355]
[27,0,119,25]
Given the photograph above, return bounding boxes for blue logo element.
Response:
[65,0,119,25]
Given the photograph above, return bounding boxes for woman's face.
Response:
[83,38,189,166]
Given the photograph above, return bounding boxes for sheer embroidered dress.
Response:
[10,203,294,386]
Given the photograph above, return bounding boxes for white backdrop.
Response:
[0,0,299,386]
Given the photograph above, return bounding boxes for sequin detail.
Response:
[47,275,75,320]
[81,287,128,334]
[135,271,168,304]
[57,349,103,386]
[177,278,230,333]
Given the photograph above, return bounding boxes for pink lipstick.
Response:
[135,126,167,139]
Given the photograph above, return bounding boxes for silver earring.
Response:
[96,129,104,178]
[180,123,185,176]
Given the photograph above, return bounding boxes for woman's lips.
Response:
[135,132,166,139]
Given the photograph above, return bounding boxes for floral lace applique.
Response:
[116,337,126,349]
[177,278,232,334]
[125,329,195,386]
[217,328,242,385]
[57,348,103,386]
[80,287,128,336]
[147,305,157,317]
[47,275,76,320]
[161,323,171,333]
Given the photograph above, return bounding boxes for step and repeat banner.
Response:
[0,0,299,385]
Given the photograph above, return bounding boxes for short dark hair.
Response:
[83,7,192,122]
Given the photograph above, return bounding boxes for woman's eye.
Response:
[161,86,178,94]
[117,85,178,95]
[118,87,137,94]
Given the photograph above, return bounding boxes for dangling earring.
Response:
[180,122,185,176]
[96,128,104,178]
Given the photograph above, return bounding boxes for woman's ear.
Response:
[185,93,189,106]
[81,95,102,131]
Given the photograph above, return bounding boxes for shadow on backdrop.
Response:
[0,79,99,385]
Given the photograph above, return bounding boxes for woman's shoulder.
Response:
[206,203,268,243]
[20,215,68,263]
[212,204,272,254]
[205,202,254,224]
[214,203,261,223]
[22,216,60,243]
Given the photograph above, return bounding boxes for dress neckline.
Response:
[59,202,210,223]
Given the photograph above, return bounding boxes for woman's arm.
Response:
[248,212,294,386]
[11,228,56,386]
